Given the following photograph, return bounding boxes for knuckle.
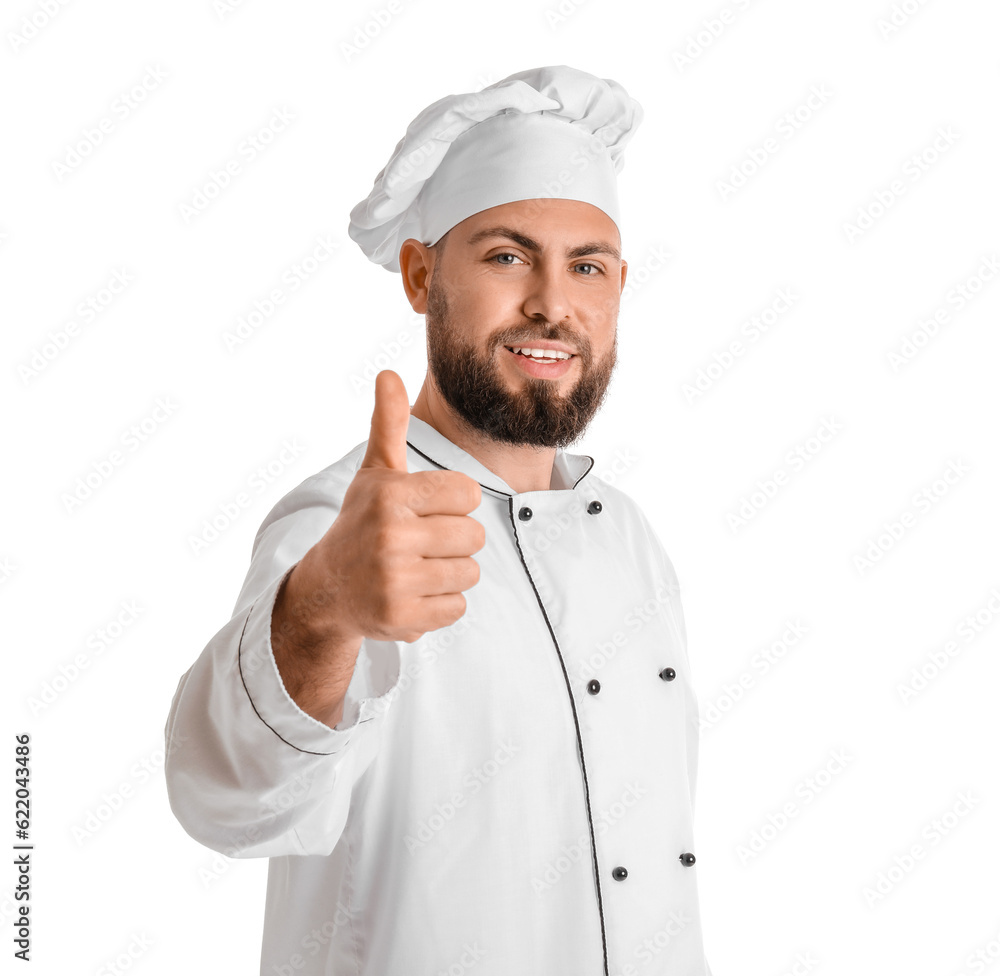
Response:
[422,470,447,498]
[371,520,403,555]
[408,478,434,507]
[371,522,392,551]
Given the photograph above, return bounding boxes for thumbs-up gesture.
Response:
[271,370,485,724]
[325,368,485,642]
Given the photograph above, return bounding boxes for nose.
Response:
[522,262,572,326]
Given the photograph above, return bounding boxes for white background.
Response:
[3,0,999,973]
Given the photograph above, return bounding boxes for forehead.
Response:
[454,198,620,249]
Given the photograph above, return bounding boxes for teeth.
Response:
[511,346,571,361]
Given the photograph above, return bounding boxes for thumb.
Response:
[360,369,411,471]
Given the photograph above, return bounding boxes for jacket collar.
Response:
[404,415,594,497]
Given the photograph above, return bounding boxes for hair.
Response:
[426,228,449,289]
[432,228,450,259]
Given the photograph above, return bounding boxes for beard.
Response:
[424,275,618,449]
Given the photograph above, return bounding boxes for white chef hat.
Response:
[347,65,643,274]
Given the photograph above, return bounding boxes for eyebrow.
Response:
[465,225,621,261]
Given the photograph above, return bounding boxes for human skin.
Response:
[406,197,628,493]
[271,198,629,728]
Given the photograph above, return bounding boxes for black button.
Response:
[612,866,628,881]
[518,506,533,521]
[587,679,601,695]
[587,500,603,514]
[659,668,676,681]
[679,852,696,866]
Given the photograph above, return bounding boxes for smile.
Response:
[505,345,574,362]
[503,345,576,378]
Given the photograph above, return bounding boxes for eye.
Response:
[490,252,524,266]
[574,262,604,276]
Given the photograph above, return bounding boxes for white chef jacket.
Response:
[165,414,713,976]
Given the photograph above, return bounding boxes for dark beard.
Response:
[424,276,617,449]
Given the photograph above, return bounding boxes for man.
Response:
[165,65,713,975]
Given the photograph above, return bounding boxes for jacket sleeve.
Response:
[164,453,403,859]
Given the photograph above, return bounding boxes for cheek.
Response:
[450,274,504,314]
[584,292,620,341]
[598,285,622,317]
[465,285,521,330]
[596,333,618,365]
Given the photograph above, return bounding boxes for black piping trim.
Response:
[571,453,596,489]
[237,599,371,756]
[240,446,596,757]
[504,497,609,976]
[407,438,596,496]
[407,439,512,500]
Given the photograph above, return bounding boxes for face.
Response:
[419,198,626,449]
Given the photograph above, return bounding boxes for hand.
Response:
[294,369,485,646]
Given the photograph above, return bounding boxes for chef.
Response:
[165,64,714,976]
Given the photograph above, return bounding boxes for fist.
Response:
[307,369,485,644]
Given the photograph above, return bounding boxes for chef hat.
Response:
[347,65,643,274]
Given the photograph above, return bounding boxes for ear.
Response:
[619,258,628,294]
[399,238,436,313]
